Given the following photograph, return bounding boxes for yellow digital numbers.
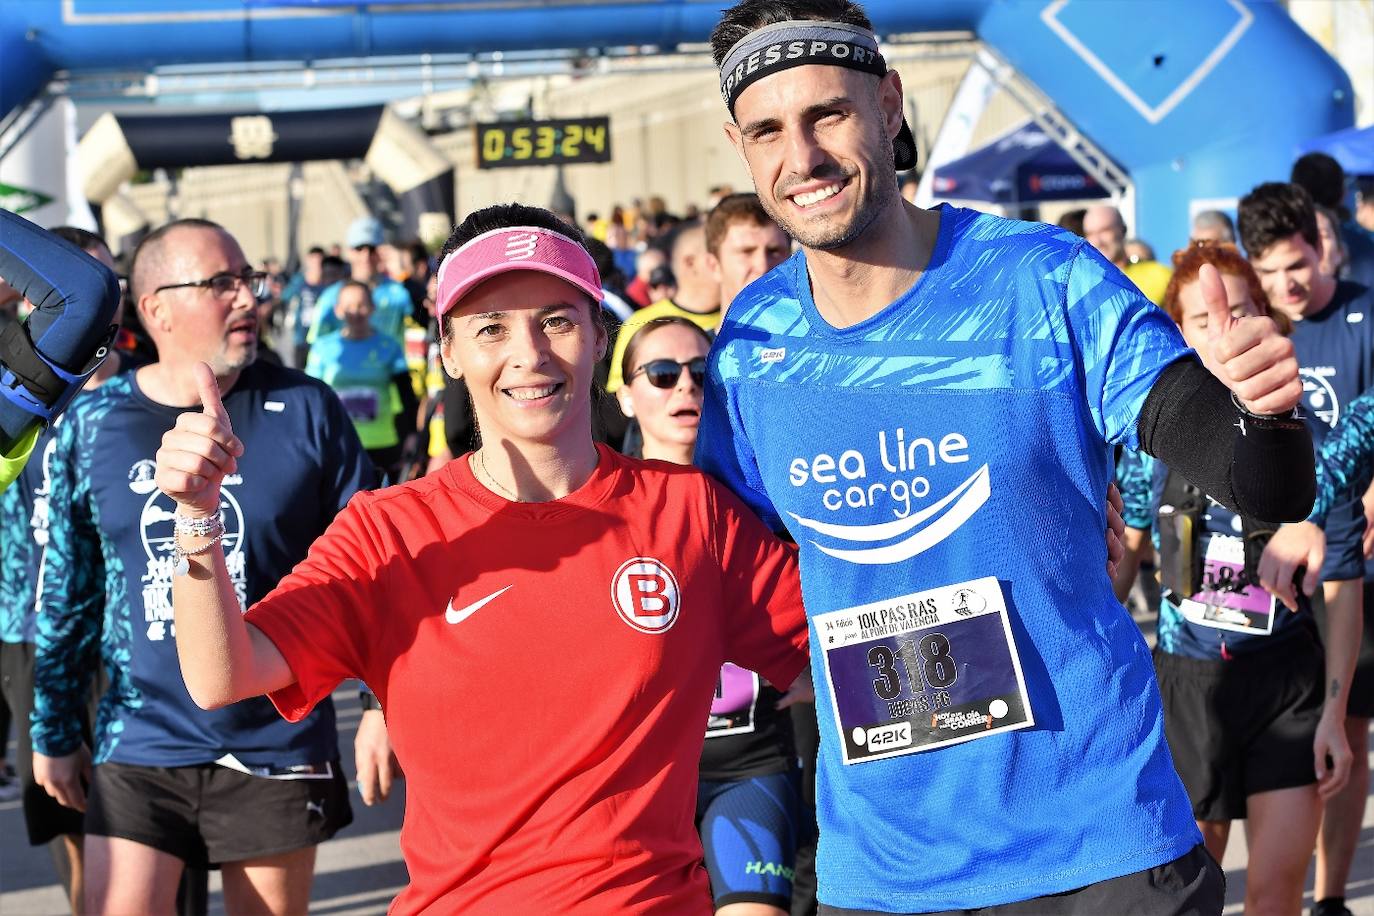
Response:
[481,128,504,162]
[583,123,606,153]
[474,117,611,170]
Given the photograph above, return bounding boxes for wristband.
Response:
[1230,391,1299,424]
[174,510,225,538]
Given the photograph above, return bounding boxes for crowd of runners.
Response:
[2,0,1374,914]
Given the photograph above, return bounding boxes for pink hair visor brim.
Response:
[435,226,604,317]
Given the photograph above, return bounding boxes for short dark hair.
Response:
[338,279,373,307]
[130,217,227,300]
[711,0,874,67]
[584,236,622,288]
[404,239,429,267]
[1290,152,1345,210]
[49,225,107,255]
[437,203,589,338]
[1238,182,1318,258]
[307,246,326,257]
[705,193,777,255]
[321,254,347,273]
[1056,208,1086,237]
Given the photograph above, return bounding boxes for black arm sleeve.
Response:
[1136,357,1314,522]
[391,372,420,440]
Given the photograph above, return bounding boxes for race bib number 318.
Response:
[816,576,1033,765]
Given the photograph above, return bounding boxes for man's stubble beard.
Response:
[760,131,900,253]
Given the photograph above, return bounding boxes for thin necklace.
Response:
[476,449,523,502]
[474,446,601,502]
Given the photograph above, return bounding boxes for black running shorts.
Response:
[85,759,352,869]
[1154,636,1324,823]
[0,640,89,846]
[818,843,1224,915]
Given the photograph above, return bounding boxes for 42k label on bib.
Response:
[817,576,1033,765]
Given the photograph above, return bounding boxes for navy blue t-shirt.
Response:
[31,361,375,767]
[1118,450,1313,659]
[1291,280,1374,582]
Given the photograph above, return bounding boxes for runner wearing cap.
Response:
[697,1,1313,912]
[308,216,412,348]
[31,218,369,915]
[157,203,811,913]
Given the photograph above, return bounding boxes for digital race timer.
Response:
[473,116,611,169]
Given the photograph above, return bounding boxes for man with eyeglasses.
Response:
[307,216,412,350]
[30,218,375,914]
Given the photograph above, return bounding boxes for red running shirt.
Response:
[245,445,808,914]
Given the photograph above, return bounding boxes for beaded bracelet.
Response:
[174,511,225,538]
[173,530,226,576]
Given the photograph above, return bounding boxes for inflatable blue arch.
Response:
[0,0,1354,254]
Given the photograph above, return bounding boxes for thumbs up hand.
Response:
[1195,264,1303,416]
[155,362,245,517]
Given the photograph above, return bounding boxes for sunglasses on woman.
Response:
[628,357,707,389]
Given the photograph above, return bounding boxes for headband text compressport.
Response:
[719,20,886,114]
[718,19,917,172]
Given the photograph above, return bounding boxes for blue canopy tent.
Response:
[1298,124,1374,177]
[931,122,1117,206]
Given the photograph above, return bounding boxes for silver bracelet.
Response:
[173,530,225,576]
[174,511,225,538]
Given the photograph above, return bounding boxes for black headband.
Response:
[718,20,917,172]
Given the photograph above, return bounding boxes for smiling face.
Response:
[1250,232,1333,320]
[440,271,607,452]
[725,64,903,252]
[617,322,711,456]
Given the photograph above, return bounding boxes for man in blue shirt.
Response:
[697,2,1313,912]
[308,216,411,348]
[31,219,375,915]
[1240,181,1374,916]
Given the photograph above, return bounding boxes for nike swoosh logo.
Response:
[445,585,513,625]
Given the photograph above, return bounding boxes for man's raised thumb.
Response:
[195,362,226,418]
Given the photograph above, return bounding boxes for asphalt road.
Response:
[4,686,1374,914]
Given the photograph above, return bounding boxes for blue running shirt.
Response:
[697,205,1200,911]
[0,419,62,645]
[31,361,374,766]
[1309,386,1374,529]
[305,331,409,450]
[1289,280,1374,583]
[309,279,412,347]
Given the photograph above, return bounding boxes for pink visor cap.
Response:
[435,226,605,317]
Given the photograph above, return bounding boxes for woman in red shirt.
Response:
[154,204,810,915]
